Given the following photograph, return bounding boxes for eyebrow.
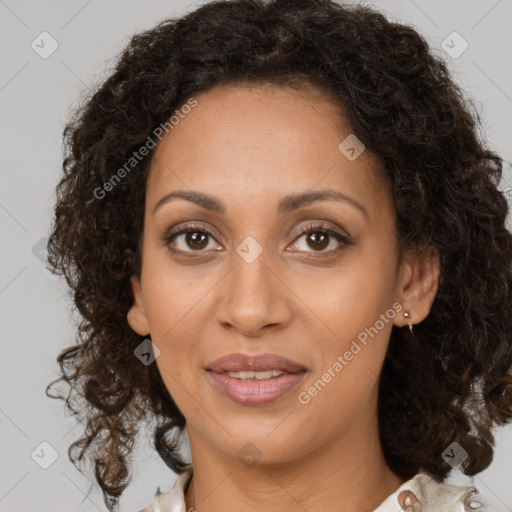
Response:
[152,189,368,218]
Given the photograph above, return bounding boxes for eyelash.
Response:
[162,221,352,258]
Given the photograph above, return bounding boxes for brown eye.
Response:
[305,232,329,251]
[185,231,209,250]
[289,222,352,255]
[163,224,221,254]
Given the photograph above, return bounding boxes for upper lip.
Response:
[206,353,307,373]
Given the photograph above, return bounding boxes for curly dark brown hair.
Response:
[45,0,512,510]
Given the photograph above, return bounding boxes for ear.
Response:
[393,245,440,329]
[127,274,150,336]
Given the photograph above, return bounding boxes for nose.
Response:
[215,247,292,337]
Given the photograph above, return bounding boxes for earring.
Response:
[403,311,414,333]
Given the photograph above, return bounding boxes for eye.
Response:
[288,222,352,255]
[162,221,352,257]
[163,223,222,255]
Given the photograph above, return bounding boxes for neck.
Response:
[184,414,407,512]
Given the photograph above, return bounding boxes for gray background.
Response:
[1,0,511,511]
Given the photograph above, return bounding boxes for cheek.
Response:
[293,248,397,341]
[140,248,215,340]
[294,246,397,388]
[140,263,210,389]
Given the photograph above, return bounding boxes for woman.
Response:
[46,0,512,511]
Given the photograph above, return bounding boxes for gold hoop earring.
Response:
[403,311,414,333]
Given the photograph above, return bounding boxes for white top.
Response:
[138,466,495,512]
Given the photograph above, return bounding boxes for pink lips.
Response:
[206,353,307,406]
[206,353,306,373]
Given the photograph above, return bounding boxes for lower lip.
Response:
[207,370,306,406]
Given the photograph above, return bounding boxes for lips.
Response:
[205,353,307,405]
[206,352,307,374]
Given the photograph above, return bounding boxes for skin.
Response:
[127,82,440,512]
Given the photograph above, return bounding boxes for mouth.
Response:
[205,353,307,406]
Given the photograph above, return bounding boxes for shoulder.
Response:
[137,466,193,512]
[377,472,498,512]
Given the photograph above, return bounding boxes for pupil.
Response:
[308,232,328,250]
[187,231,207,250]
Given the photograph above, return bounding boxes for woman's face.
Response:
[128,83,431,466]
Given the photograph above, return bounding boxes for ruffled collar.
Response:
[139,466,488,512]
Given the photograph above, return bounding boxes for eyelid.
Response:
[293,219,350,239]
[163,221,223,244]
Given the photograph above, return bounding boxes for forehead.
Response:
[146,83,392,219]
